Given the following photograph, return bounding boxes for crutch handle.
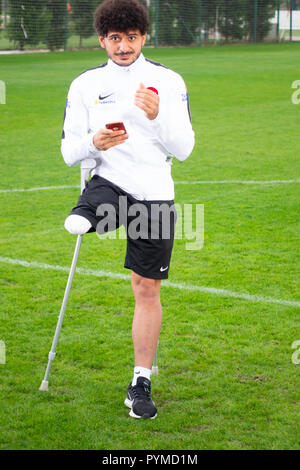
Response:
[80,158,101,193]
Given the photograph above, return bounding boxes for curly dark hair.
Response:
[94,0,149,37]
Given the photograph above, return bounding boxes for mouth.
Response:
[116,53,133,60]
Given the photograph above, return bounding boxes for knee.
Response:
[132,274,160,301]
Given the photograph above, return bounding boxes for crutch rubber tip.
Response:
[39,380,49,392]
[151,366,159,376]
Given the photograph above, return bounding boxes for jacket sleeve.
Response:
[151,73,195,161]
[61,79,102,167]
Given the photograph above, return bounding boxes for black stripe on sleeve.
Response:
[145,58,168,69]
[61,99,68,139]
[187,95,192,124]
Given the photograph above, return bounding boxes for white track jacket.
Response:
[61,53,195,200]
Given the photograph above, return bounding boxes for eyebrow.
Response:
[107,32,139,38]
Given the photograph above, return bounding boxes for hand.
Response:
[93,127,128,151]
[134,83,160,120]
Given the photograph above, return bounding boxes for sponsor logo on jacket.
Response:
[94,93,116,105]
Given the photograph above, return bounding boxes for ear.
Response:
[141,34,147,47]
[98,35,105,49]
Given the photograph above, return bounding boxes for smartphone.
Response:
[105,122,127,133]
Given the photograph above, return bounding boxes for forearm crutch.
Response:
[39,159,98,391]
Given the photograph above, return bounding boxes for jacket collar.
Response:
[107,53,146,73]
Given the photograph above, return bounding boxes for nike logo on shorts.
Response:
[160,266,169,272]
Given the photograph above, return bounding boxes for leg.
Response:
[124,271,160,418]
[131,271,162,369]
[124,199,176,418]
[64,214,92,235]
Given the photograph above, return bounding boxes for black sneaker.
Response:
[124,377,157,419]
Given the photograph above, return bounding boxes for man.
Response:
[61,0,194,419]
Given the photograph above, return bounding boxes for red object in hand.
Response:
[147,87,159,95]
[106,122,127,132]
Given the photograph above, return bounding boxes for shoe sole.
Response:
[124,397,157,420]
[124,398,132,409]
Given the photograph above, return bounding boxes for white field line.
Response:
[0,179,300,193]
[0,185,79,193]
[0,256,299,308]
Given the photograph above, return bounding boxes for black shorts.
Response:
[69,175,176,280]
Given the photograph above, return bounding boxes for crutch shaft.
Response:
[39,234,82,390]
[152,341,159,375]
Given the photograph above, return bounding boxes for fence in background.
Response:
[0,1,300,52]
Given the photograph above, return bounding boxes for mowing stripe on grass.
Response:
[0,227,65,243]
[176,179,300,185]
[0,179,299,193]
[0,256,299,308]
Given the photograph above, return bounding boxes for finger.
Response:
[135,97,156,111]
[107,136,128,149]
[134,93,155,106]
[101,128,126,137]
[101,135,128,150]
[135,92,159,106]
[109,133,128,142]
[102,130,126,140]
[134,100,149,112]
[96,131,127,148]
[135,96,157,112]
[110,129,127,136]
[135,88,155,97]
[135,91,152,102]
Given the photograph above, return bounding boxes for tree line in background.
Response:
[155,0,299,45]
[1,0,99,50]
[0,0,299,50]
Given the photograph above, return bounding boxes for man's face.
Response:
[99,30,147,67]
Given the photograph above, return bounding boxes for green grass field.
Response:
[0,43,299,450]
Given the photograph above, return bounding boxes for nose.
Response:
[119,38,130,52]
